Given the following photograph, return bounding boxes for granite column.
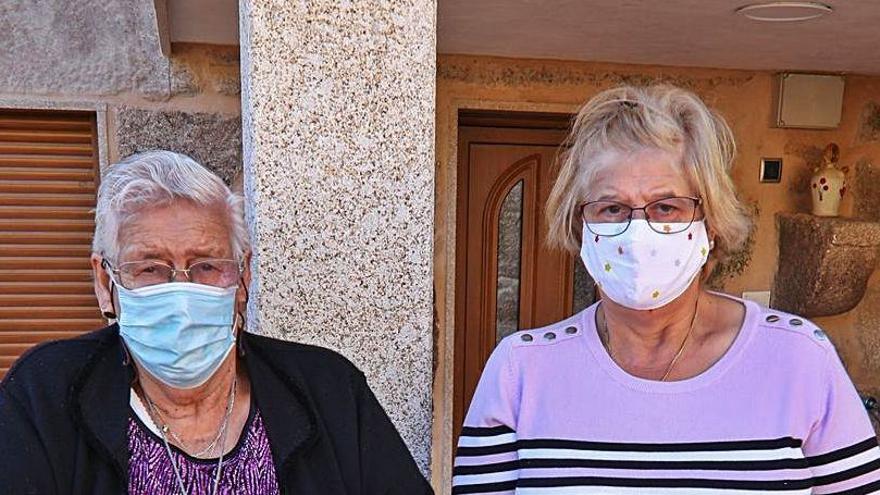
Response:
[238,0,436,473]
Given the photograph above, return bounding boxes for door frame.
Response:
[454,118,572,447]
[431,99,579,490]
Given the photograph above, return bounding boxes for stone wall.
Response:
[856,161,880,221]
[0,1,242,180]
[115,108,242,184]
[824,78,880,396]
[0,1,170,98]
[112,44,242,182]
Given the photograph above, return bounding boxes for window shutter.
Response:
[0,110,103,378]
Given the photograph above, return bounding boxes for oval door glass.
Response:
[495,180,523,343]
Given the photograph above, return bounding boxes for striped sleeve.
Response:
[453,338,520,494]
[805,349,880,494]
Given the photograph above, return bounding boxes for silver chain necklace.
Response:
[143,377,237,495]
[150,383,236,458]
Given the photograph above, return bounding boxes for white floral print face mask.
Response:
[580,219,711,310]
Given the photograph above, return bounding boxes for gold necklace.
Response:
[599,296,701,382]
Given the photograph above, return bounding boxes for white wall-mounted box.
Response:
[775,73,845,129]
[742,290,772,308]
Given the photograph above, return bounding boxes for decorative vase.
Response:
[810,143,846,217]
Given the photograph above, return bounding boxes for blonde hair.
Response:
[546,85,751,263]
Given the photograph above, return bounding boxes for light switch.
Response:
[760,158,782,183]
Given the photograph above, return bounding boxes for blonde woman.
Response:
[453,86,880,494]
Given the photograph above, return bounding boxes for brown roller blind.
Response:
[0,110,103,378]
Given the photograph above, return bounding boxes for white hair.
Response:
[92,150,249,261]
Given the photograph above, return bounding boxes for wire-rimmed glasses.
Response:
[102,258,243,290]
[580,196,702,237]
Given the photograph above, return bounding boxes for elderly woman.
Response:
[0,151,431,494]
[453,86,880,494]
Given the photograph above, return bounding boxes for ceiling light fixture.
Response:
[735,1,833,22]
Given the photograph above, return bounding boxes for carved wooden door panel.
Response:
[454,116,596,445]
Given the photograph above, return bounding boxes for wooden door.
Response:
[453,112,596,444]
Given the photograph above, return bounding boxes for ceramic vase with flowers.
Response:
[810,143,847,217]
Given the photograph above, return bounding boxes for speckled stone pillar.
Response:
[238,0,436,473]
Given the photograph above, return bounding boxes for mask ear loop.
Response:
[109,279,131,367]
[103,283,118,320]
[99,258,130,367]
[100,258,119,320]
[109,281,130,367]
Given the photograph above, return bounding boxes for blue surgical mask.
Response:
[114,281,238,389]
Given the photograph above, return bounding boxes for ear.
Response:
[91,253,115,318]
[236,250,252,311]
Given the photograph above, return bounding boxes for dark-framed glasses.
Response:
[580,196,702,237]
[103,258,243,290]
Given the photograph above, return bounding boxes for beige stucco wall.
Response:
[433,54,880,483]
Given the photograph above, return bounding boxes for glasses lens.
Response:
[118,261,173,289]
[189,259,240,288]
[646,197,697,234]
[583,201,631,236]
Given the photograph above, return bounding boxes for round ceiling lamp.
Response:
[735,2,833,22]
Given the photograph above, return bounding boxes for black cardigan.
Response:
[0,325,433,494]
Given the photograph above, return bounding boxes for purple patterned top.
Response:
[128,404,280,495]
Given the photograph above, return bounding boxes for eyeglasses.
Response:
[102,258,243,290]
[580,196,702,237]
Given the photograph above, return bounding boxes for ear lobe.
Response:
[237,251,253,307]
[91,253,115,317]
[707,228,717,250]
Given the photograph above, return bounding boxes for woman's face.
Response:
[91,200,251,316]
[584,147,711,309]
[587,147,697,208]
